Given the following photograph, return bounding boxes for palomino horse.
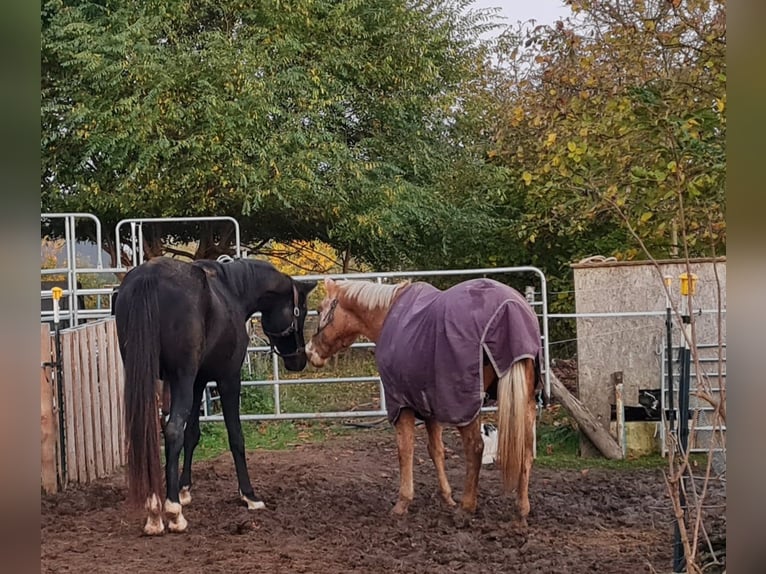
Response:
[306,277,542,525]
[114,257,316,535]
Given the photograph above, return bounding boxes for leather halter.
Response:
[262,283,303,358]
[313,297,339,337]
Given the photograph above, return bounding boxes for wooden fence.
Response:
[40,318,126,493]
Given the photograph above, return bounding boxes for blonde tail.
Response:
[496,360,528,492]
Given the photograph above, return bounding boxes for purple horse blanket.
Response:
[376,278,541,426]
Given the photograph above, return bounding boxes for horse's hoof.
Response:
[179,486,192,506]
[440,494,457,508]
[167,514,188,533]
[240,491,266,510]
[142,517,165,536]
[391,500,410,516]
[453,508,473,528]
[514,516,529,531]
[163,499,187,533]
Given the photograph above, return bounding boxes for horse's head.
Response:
[305,278,370,368]
[261,278,317,371]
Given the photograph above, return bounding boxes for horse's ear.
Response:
[325,277,336,291]
[297,280,317,295]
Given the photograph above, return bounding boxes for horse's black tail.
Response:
[119,273,163,508]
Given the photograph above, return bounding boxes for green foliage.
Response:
[41,0,505,267]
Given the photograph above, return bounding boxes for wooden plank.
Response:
[78,328,97,482]
[116,321,127,466]
[613,372,626,458]
[550,372,624,460]
[70,331,87,483]
[40,324,57,494]
[62,331,78,484]
[87,325,106,479]
[96,321,114,474]
[106,320,125,465]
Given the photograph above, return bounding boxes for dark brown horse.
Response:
[114,257,315,534]
[306,277,542,526]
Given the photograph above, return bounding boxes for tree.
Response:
[482,0,725,286]
[41,0,507,268]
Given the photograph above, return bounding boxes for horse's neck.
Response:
[354,306,390,343]
[223,261,290,316]
[342,283,403,343]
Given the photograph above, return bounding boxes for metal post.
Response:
[52,287,67,485]
[272,352,281,416]
[664,276,675,436]
[672,272,697,573]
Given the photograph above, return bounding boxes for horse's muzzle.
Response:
[305,342,327,368]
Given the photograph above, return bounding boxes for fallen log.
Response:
[549,372,624,460]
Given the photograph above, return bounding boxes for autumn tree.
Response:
[482,0,725,287]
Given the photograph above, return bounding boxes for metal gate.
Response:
[660,342,726,455]
[200,267,551,423]
[42,213,550,424]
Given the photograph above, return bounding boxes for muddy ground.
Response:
[41,425,725,574]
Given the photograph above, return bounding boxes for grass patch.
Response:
[519,404,669,471]
[194,419,357,461]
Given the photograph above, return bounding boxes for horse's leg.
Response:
[178,379,206,506]
[516,359,537,528]
[218,377,264,510]
[392,408,416,516]
[162,376,194,533]
[143,492,164,536]
[425,418,455,507]
[457,416,484,514]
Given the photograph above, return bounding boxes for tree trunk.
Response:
[549,372,624,460]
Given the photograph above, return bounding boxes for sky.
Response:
[471,0,572,29]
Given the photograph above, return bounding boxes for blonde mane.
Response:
[337,279,410,311]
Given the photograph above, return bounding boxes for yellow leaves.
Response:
[685,118,701,140]
[715,97,725,113]
[263,240,341,276]
[667,160,677,173]
[566,141,585,163]
[639,212,653,223]
[269,159,281,179]
[522,171,533,186]
[513,106,524,123]
[544,132,557,148]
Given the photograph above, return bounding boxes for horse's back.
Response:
[115,258,211,373]
[377,278,541,426]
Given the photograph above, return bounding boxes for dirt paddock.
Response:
[41,426,725,573]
